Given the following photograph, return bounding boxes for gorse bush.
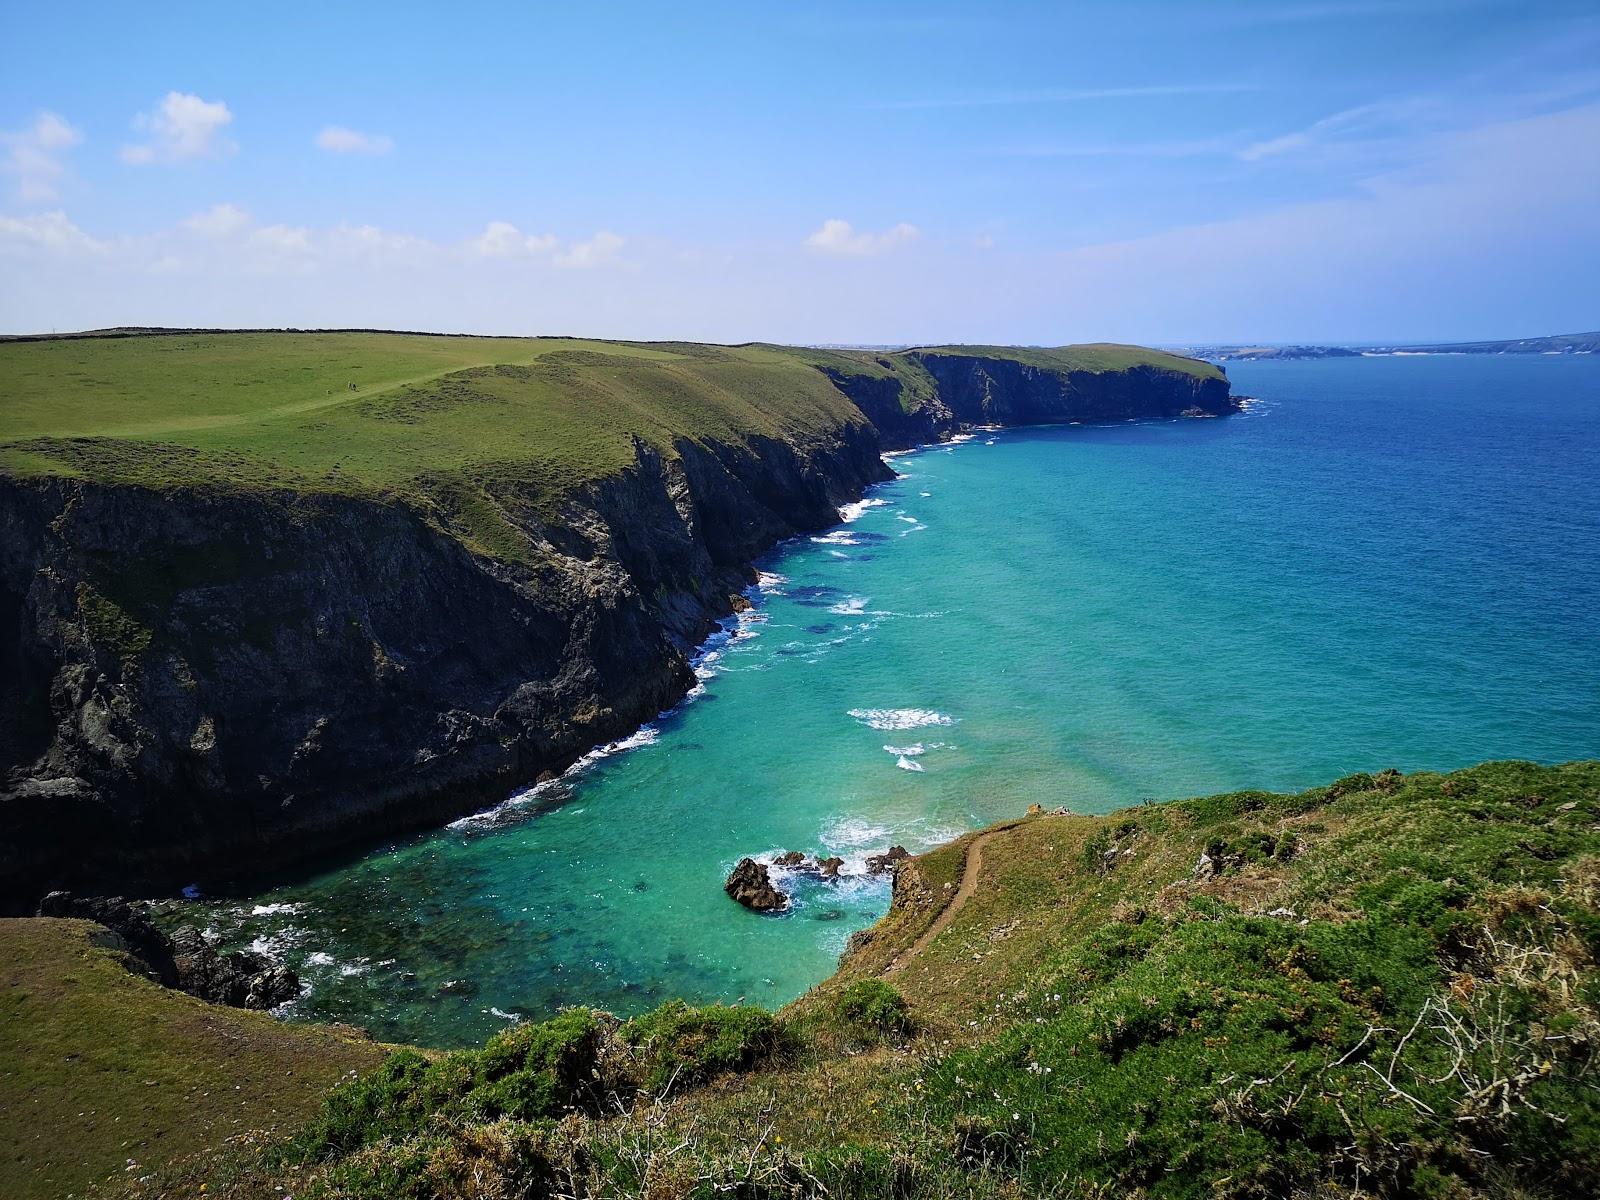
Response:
[289,1008,608,1161]
[831,979,913,1038]
[618,1000,790,1095]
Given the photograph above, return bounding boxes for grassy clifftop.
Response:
[14,759,1594,1199]
[0,331,1221,510]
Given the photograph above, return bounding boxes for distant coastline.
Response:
[1178,328,1600,361]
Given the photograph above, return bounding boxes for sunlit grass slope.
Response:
[0,331,1221,508]
[96,759,1600,1199]
[0,918,385,1200]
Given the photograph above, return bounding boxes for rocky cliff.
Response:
[823,348,1236,448]
[0,345,1234,904]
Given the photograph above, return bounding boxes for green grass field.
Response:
[0,332,1220,504]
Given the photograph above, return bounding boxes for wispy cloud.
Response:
[315,125,394,155]
[469,221,626,268]
[871,83,1260,111]
[1,111,82,202]
[0,210,105,254]
[805,219,919,256]
[121,92,235,164]
[555,231,624,269]
[181,202,252,238]
[470,220,558,258]
[1217,0,1506,25]
[995,136,1241,159]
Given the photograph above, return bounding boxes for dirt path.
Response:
[887,820,1026,975]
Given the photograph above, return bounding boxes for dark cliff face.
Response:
[0,423,888,903]
[0,358,1232,903]
[825,352,1237,450]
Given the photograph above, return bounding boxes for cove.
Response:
[172,354,1600,1048]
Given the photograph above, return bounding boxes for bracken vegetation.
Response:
[74,758,1595,1200]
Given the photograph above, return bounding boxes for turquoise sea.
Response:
[181,355,1600,1048]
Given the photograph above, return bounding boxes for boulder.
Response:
[815,856,845,879]
[725,858,787,911]
[866,846,911,875]
[773,850,806,867]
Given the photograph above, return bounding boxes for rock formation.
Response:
[36,891,300,1009]
[724,858,787,911]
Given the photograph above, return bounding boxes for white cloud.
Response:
[469,222,624,267]
[470,220,560,258]
[182,202,252,238]
[554,230,624,269]
[121,92,235,165]
[315,126,394,155]
[1,111,83,202]
[805,218,919,256]
[0,210,104,254]
[250,224,313,254]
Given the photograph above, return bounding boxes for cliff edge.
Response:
[0,333,1234,901]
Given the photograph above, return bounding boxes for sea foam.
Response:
[848,707,957,731]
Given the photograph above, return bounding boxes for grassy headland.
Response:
[9,760,1593,1199]
[0,331,1222,527]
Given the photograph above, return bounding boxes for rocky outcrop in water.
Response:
[36,891,300,1008]
[866,845,911,875]
[725,858,787,911]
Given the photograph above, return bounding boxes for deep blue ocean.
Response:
[176,354,1600,1047]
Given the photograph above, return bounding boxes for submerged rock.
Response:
[725,858,787,911]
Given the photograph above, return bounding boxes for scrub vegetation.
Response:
[15,759,1590,1199]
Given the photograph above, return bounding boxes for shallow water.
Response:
[176,355,1600,1047]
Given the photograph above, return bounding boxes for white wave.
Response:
[811,529,860,546]
[947,432,976,443]
[838,497,889,522]
[919,491,932,498]
[305,951,336,968]
[248,926,308,958]
[848,707,956,731]
[756,570,787,593]
[251,902,303,917]
[896,514,919,524]
[896,756,926,772]
[489,1007,522,1022]
[448,726,660,829]
[829,549,849,558]
[829,595,869,615]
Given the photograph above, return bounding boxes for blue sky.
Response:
[2,0,1597,342]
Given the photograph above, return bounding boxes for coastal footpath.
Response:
[0,333,1233,902]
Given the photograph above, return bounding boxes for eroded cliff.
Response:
[0,337,1234,902]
